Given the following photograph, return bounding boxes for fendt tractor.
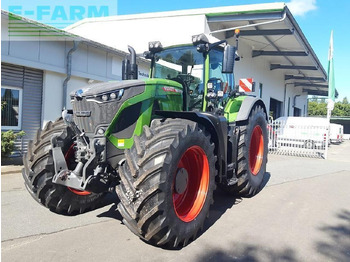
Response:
[23,31,268,248]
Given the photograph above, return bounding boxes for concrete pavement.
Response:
[2,141,350,261]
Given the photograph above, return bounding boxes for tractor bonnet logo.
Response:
[162,87,182,93]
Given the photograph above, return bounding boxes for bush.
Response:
[1,130,25,158]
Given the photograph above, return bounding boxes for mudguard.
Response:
[236,96,268,122]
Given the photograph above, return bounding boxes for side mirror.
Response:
[222,45,236,74]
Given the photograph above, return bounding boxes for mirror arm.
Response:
[208,40,227,51]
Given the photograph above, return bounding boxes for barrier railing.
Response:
[268,120,328,158]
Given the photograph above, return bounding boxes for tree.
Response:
[1,130,25,157]
[308,100,327,116]
[308,97,350,117]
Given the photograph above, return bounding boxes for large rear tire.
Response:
[22,118,105,215]
[116,118,216,248]
[221,104,268,197]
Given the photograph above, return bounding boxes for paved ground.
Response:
[2,141,350,262]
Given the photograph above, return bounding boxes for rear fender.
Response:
[235,96,268,123]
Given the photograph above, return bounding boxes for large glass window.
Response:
[154,46,204,110]
[1,86,22,130]
[209,48,234,96]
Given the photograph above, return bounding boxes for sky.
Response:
[2,0,349,101]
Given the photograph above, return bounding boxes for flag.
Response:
[328,30,335,101]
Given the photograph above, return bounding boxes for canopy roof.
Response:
[206,3,330,96]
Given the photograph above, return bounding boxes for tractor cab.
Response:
[145,33,239,114]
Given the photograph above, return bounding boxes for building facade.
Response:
[1,3,329,154]
[1,11,149,154]
[66,3,329,119]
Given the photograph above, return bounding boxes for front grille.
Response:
[70,82,145,135]
[72,98,122,134]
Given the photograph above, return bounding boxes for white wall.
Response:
[42,71,100,127]
[42,71,65,127]
[285,86,308,116]
[230,39,285,114]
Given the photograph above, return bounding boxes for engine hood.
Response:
[70,80,145,98]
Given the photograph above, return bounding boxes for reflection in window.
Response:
[209,49,233,95]
[1,87,22,129]
[154,46,204,110]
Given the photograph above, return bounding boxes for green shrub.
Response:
[1,130,25,158]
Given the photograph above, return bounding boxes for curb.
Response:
[1,166,23,175]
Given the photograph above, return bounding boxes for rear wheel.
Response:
[221,105,268,197]
[22,118,105,215]
[116,118,216,248]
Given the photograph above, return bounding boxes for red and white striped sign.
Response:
[239,78,253,92]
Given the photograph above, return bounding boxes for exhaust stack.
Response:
[122,46,138,80]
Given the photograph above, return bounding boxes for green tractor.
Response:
[23,32,268,248]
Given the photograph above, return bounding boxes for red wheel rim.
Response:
[64,144,91,196]
[67,187,91,196]
[249,125,264,175]
[173,146,209,222]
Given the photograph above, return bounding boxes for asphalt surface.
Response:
[2,141,350,262]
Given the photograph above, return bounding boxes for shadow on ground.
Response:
[96,172,271,249]
[315,209,350,261]
[200,172,271,241]
[97,191,122,220]
[194,243,298,262]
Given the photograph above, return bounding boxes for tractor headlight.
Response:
[86,89,124,103]
[192,34,209,45]
[148,41,163,53]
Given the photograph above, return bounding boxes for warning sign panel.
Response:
[239,78,253,92]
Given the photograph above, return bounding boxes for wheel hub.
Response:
[175,168,188,194]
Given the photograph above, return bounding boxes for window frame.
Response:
[1,85,23,131]
[259,83,263,98]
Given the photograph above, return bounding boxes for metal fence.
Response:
[268,120,328,158]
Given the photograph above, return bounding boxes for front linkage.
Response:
[51,110,117,194]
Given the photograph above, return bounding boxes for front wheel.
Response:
[220,104,268,197]
[116,118,216,248]
[22,118,106,215]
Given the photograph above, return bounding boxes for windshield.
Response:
[154,46,204,110]
[152,45,233,111]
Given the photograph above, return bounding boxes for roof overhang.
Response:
[206,4,330,97]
